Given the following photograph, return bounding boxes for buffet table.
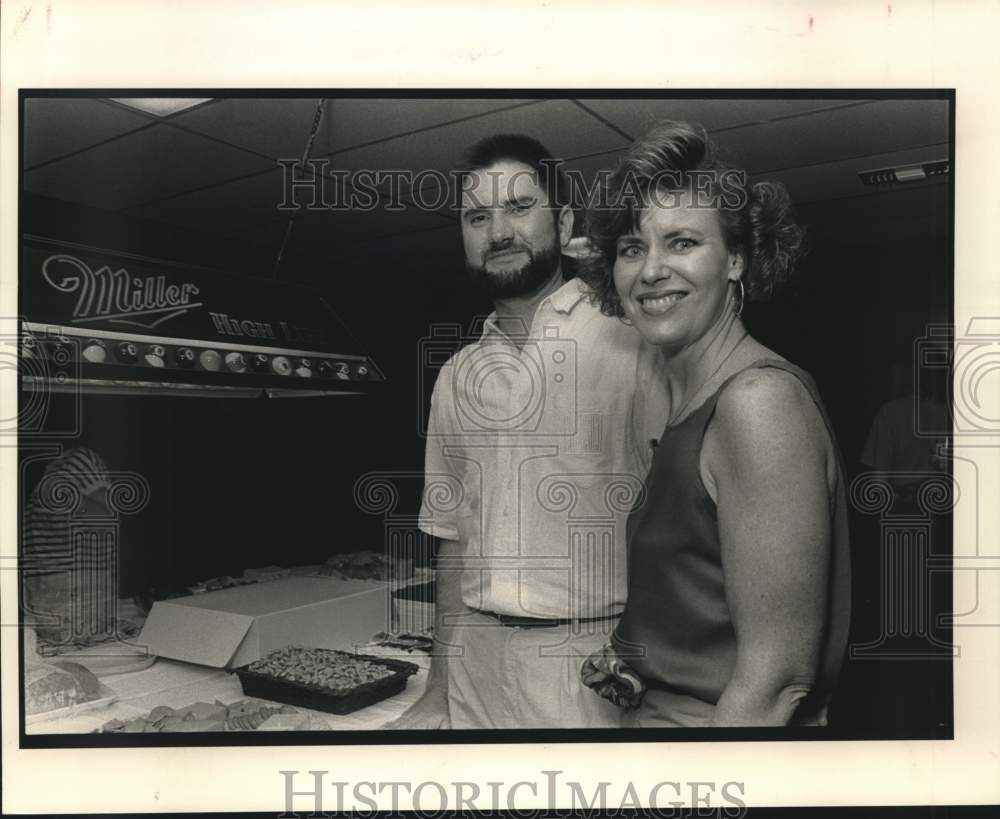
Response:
[27,647,431,734]
[24,568,435,734]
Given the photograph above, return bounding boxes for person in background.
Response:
[579,121,851,727]
[389,134,654,729]
[21,447,114,646]
[861,360,951,508]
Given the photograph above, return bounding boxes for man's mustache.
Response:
[484,242,531,262]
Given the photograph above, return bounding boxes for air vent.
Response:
[858,160,949,187]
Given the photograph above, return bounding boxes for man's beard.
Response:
[466,242,561,299]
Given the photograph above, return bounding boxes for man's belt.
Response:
[477,609,621,629]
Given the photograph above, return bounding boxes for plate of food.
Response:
[25,660,118,725]
[318,550,413,581]
[98,699,301,733]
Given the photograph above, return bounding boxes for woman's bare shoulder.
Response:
[699,363,837,504]
[709,365,833,474]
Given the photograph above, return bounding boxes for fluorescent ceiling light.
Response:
[858,159,949,187]
[110,98,212,117]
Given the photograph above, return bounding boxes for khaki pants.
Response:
[444,609,625,729]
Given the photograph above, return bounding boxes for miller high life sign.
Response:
[41,253,202,330]
[22,238,351,355]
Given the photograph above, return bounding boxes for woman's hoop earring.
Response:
[733,278,745,318]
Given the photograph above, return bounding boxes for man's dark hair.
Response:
[458,133,569,209]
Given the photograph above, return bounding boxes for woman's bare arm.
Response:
[702,368,834,726]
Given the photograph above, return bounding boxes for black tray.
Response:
[233,650,420,716]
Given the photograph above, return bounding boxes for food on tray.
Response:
[98,699,298,733]
[369,628,435,653]
[224,704,295,731]
[319,550,413,581]
[244,565,290,582]
[186,575,258,595]
[235,646,420,715]
[183,566,291,595]
[256,711,332,731]
[245,646,396,690]
[26,660,104,715]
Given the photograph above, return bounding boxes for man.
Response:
[391,134,651,729]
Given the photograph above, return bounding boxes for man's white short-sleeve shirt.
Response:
[419,279,647,619]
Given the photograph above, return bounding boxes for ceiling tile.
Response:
[718,99,950,173]
[23,98,153,169]
[169,98,332,160]
[23,124,274,211]
[574,98,865,141]
[318,100,631,194]
[317,98,539,154]
[170,97,537,161]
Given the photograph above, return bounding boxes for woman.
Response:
[579,121,851,727]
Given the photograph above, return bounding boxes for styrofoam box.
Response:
[137,576,391,669]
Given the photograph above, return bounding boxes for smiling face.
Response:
[461,159,571,299]
[613,191,744,351]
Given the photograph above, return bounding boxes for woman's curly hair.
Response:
[580,120,805,318]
